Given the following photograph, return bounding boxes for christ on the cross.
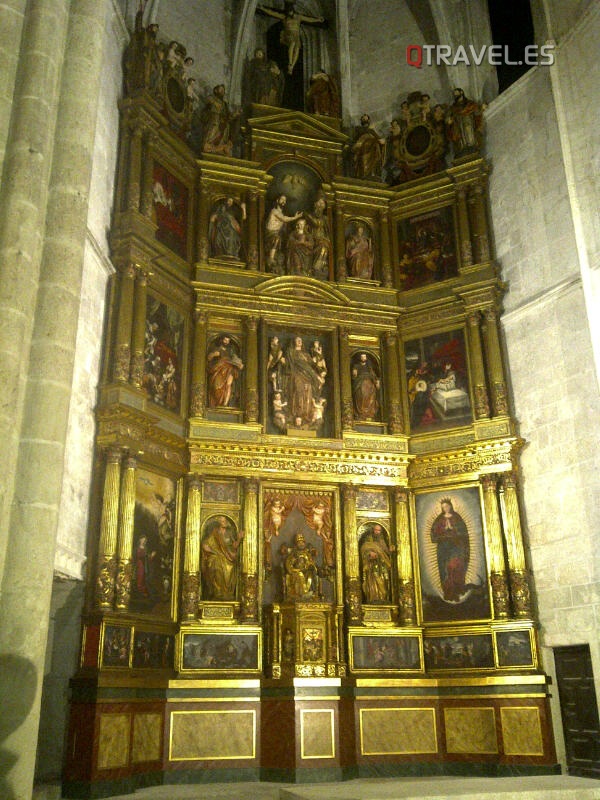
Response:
[257,1,325,74]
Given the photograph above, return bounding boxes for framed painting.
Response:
[404,328,472,433]
[415,486,490,623]
[133,631,174,669]
[129,468,177,619]
[424,633,494,671]
[153,162,189,259]
[496,629,534,668]
[397,205,458,291]
[102,625,132,668]
[143,294,185,414]
[350,632,421,672]
[180,629,261,673]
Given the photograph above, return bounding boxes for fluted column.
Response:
[247,190,259,270]
[182,475,202,619]
[126,121,143,212]
[379,211,393,287]
[394,488,415,624]
[190,310,208,417]
[384,331,404,434]
[466,311,490,419]
[240,477,259,623]
[481,475,509,619]
[468,182,490,263]
[335,206,347,281]
[130,268,148,389]
[339,327,353,430]
[112,262,137,383]
[115,455,137,610]
[342,484,361,623]
[140,130,157,218]
[95,448,123,608]
[482,306,509,415]
[456,187,473,267]
[501,472,532,618]
[245,316,259,424]
[258,193,266,272]
[196,184,210,264]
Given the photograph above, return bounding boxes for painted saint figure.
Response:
[286,217,314,275]
[207,335,244,408]
[345,223,374,279]
[305,196,331,279]
[201,516,244,601]
[208,197,246,258]
[351,352,381,421]
[199,84,239,155]
[265,194,301,273]
[257,2,325,75]
[359,524,392,603]
[430,498,470,602]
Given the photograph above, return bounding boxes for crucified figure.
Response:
[257,2,325,74]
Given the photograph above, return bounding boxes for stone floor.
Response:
[34,775,600,800]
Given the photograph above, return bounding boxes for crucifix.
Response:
[256,1,326,75]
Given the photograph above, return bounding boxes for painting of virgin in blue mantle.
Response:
[416,487,490,623]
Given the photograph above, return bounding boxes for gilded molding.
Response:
[408,440,516,484]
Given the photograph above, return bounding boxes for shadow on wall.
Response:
[0,654,38,800]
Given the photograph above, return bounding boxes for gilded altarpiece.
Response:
[64,21,557,798]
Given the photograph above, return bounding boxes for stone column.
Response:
[112,262,137,382]
[240,478,259,623]
[501,472,532,618]
[481,475,509,619]
[335,206,347,281]
[130,268,148,389]
[115,455,137,610]
[379,211,393,287]
[245,316,259,424]
[384,331,404,434]
[182,475,202,619]
[0,4,110,797]
[196,184,210,264]
[482,306,509,416]
[189,310,208,417]
[139,130,157,218]
[126,120,143,212]
[342,484,361,623]
[247,190,259,270]
[394,488,415,625]
[468,181,490,263]
[0,0,71,584]
[466,311,490,419]
[456,187,473,267]
[95,448,123,608]
[339,327,353,430]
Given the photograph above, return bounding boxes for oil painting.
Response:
[153,162,189,259]
[133,631,174,669]
[102,625,131,667]
[496,630,534,667]
[397,205,457,291]
[143,295,185,413]
[416,487,490,623]
[424,634,493,670]
[181,631,260,671]
[351,634,421,672]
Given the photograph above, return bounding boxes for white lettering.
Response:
[469,45,487,66]
[452,45,470,66]
[422,44,436,66]
[539,44,555,65]
[437,45,452,65]
[487,44,503,66]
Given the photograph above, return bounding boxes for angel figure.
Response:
[257,2,325,75]
[264,496,287,572]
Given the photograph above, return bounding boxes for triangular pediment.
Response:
[248,108,348,145]
[255,275,349,304]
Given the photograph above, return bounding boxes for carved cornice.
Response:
[96,405,188,469]
[408,439,522,485]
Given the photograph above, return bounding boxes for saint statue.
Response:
[243,47,284,106]
[446,88,485,155]
[208,197,246,258]
[345,222,374,279]
[360,524,393,603]
[207,335,244,408]
[351,352,381,421]
[350,114,385,179]
[201,516,244,601]
[282,335,326,428]
[198,84,239,155]
[282,532,320,600]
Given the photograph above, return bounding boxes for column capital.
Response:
[341,483,357,501]
[244,477,259,493]
[394,487,409,504]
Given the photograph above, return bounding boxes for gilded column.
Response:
[384,331,404,434]
[482,306,509,415]
[379,211,393,287]
[342,484,361,624]
[95,448,123,608]
[335,206,347,281]
[189,310,208,417]
[182,475,202,619]
[240,478,259,623]
[126,121,143,212]
[115,455,137,610]
[140,130,157,218]
[245,316,259,424]
[468,181,490,263]
[466,311,490,419]
[130,268,148,389]
[112,262,136,383]
[501,472,532,618]
[114,123,130,216]
[196,184,210,264]
[394,488,415,625]
[481,474,509,619]
[339,327,353,430]
[456,187,473,267]
[247,190,259,270]
[258,193,266,271]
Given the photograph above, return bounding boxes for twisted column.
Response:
[115,456,137,610]
[339,328,353,430]
[245,316,259,424]
[468,181,490,263]
[501,472,532,618]
[394,488,415,624]
[481,474,509,619]
[182,475,202,619]
[189,310,208,417]
[240,478,259,623]
[482,306,509,415]
[95,448,123,608]
[384,331,404,434]
[342,484,361,623]
[466,311,490,418]
[112,263,136,383]
[130,268,148,389]
[456,187,473,267]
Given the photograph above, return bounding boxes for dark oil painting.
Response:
[143,295,185,413]
[397,205,458,291]
[153,162,188,259]
[133,631,174,669]
[182,632,259,671]
[496,630,534,667]
[424,634,494,670]
[103,625,131,667]
[351,634,421,671]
